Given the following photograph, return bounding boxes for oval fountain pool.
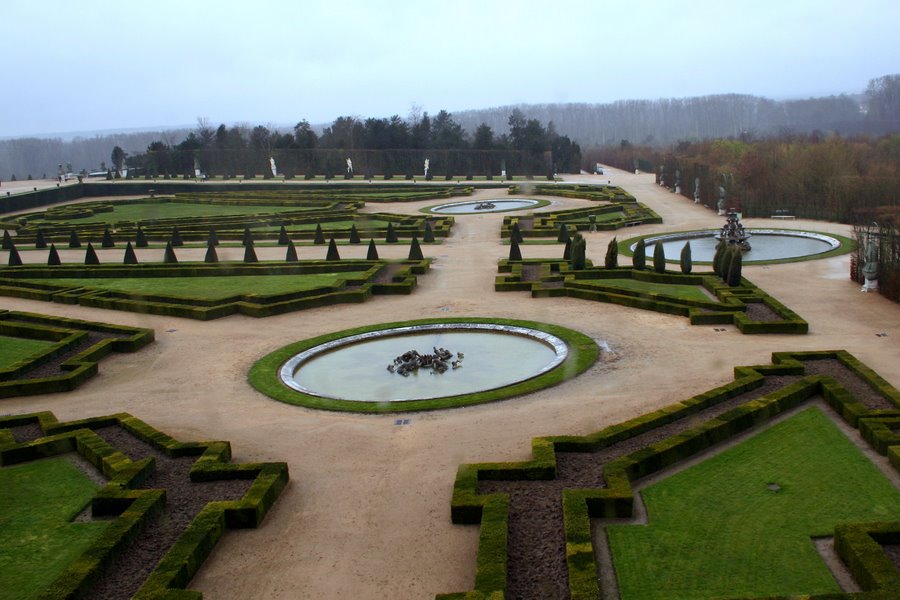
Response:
[280,323,566,402]
[426,198,543,214]
[635,230,842,262]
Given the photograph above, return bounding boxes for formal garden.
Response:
[1,175,899,599]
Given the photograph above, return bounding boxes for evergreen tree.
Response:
[1,230,11,250]
[326,238,340,260]
[366,238,379,260]
[510,221,524,243]
[509,238,522,261]
[605,237,618,268]
[632,238,646,269]
[35,228,47,249]
[557,222,570,243]
[135,226,148,248]
[170,226,183,247]
[653,241,666,273]
[7,242,22,266]
[243,241,258,263]
[163,241,178,264]
[385,222,398,243]
[207,228,219,246]
[242,226,253,246]
[562,238,572,260]
[727,247,743,286]
[123,241,138,264]
[349,224,361,244]
[314,223,326,244]
[712,242,725,276]
[102,226,115,248]
[278,225,289,245]
[717,244,733,280]
[570,233,587,270]
[423,221,435,243]
[285,239,298,262]
[47,243,61,265]
[680,241,692,274]
[205,243,219,263]
[69,230,81,248]
[84,243,100,265]
[408,236,424,260]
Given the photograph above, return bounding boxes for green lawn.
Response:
[607,407,900,600]
[23,273,350,300]
[578,278,713,302]
[0,335,56,369]
[71,202,306,223]
[0,458,108,599]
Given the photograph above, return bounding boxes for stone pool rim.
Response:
[420,198,551,215]
[248,317,599,413]
[618,228,855,264]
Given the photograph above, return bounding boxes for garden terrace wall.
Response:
[0,411,288,599]
[443,350,900,599]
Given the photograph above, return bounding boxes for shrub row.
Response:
[500,202,661,239]
[0,410,289,599]
[445,350,900,599]
[0,310,153,398]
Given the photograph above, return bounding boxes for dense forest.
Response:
[2,74,898,180]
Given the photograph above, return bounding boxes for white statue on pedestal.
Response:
[346,158,353,174]
[424,158,430,178]
[269,157,277,177]
[861,238,879,292]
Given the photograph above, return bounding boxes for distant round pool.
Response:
[635,230,842,262]
[425,198,544,214]
[280,323,565,402]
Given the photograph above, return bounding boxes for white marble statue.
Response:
[269,157,277,177]
[346,158,353,174]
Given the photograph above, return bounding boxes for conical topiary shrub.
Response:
[633,238,646,270]
[123,242,138,264]
[69,230,81,248]
[135,226,148,248]
[557,222,570,243]
[1,230,12,250]
[7,242,22,266]
[170,226,183,247]
[510,221,523,244]
[207,228,219,246]
[314,223,326,244]
[349,224,361,244]
[35,228,47,249]
[562,238,572,260]
[285,239,298,262]
[204,243,219,263]
[653,241,666,273]
[163,241,178,264]
[727,247,743,287]
[278,225,289,245]
[242,226,253,247]
[326,238,340,260]
[408,236,424,260]
[509,238,522,261]
[717,244,732,280]
[84,243,100,265]
[243,241,258,263]
[605,237,618,268]
[102,226,115,248]
[712,242,725,276]
[680,241,692,274]
[47,243,61,265]
[570,233,587,270]
[423,221,435,243]
[366,238,379,260]
[385,223,398,243]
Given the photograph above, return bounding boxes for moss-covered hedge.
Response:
[0,410,289,599]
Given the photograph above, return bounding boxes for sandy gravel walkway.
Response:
[1,168,898,599]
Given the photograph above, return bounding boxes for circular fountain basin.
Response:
[281,323,566,402]
[634,230,842,262]
[250,318,599,412]
[425,198,545,214]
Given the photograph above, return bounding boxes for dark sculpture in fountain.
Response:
[474,202,496,210]
[387,347,464,377]
[715,210,752,252]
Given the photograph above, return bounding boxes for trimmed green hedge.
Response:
[442,350,900,599]
[0,410,289,599]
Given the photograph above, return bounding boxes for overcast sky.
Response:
[2,0,898,138]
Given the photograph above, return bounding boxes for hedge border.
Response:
[248,317,599,413]
[496,262,808,334]
[0,259,431,321]
[442,350,900,599]
[0,410,289,599]
[0,310,154,398]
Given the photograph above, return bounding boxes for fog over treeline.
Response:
[3,74,899,179]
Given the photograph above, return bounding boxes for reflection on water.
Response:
[290,331,558,401]
[647,233,837,262]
